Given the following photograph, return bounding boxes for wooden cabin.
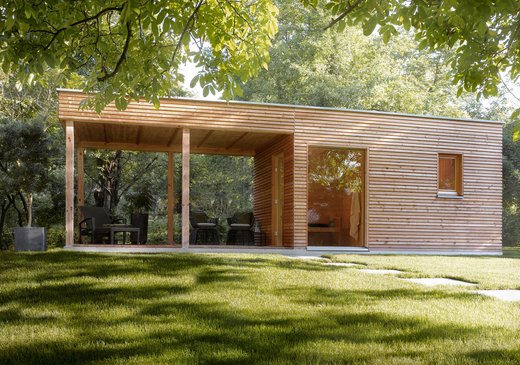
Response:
[59,89,503,254]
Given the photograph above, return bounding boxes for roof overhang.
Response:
[58,89,295,156]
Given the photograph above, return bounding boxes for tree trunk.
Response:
[0,198,13,250]
[8,194,24,227]
[27,192,33,227]
[94,150,123,214]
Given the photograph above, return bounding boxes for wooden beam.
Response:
[167,128,179,147]
[181,128,190,248]
[77,147,85,225]
[65,121,75,247]
[135,126,143,145]
[197,130,214,148]
[226,132,248,149]
[79,141,256,156]
[167,152,175,245]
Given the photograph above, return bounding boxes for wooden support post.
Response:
[77,147,84,208]
[167,151,175,245]
[181,128,190,248]
[65,121,75,247]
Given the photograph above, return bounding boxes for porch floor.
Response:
[65,244,357,256]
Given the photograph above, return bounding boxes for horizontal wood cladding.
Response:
[59,91,294,134]
[253,135,294,247]
[293,109,502,251]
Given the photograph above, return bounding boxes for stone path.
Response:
[358,269,403,275]
[323,262,360,267]
[474,290,520,302]
[402,278,476,287]
[289,255,326,260]
[318,259,519,302]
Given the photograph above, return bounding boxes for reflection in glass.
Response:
[308,147,365,246]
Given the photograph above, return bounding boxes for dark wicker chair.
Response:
[78,206,127,244]
[189,211,219,245]
[226,212,255,245]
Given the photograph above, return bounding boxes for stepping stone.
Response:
[474,290,520,302]
[403,278,476,287]
[358,269,403,275]
[289,255,325,260]
[324,262,359,267]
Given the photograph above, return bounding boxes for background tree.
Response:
[189,155,253,219]
[0,117,54,248]
[0,70,65,249]
[461,95,519,246]
[318,0,520,117]
[240,0,471,116]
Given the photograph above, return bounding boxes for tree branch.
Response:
[117,157,159,199]
[172,0,205,64]
[324,0,365,31]
[97,21,132,82]
[8,194,25,226]
[39,5,125,50]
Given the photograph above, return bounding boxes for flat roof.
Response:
[56,88,503,125]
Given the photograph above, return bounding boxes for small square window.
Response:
[438,154,463,197]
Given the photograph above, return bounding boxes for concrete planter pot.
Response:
[13,227,47,251]
[130,213,148,244]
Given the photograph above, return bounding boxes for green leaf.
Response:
[512,108,520,121]
[382,30,391,43]
[363,16,378,36]
[513,130,520,142]
[190,75,199,88]
[337,19,347,33]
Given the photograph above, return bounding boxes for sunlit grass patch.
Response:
[0,251,519,364]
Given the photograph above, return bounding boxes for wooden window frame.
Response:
[437,153,463,198]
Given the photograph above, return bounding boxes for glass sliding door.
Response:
[307,147,365,247]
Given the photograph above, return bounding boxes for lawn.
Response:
[0,250,519,364]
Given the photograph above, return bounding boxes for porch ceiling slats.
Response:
[60,91,291,156]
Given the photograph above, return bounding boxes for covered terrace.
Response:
[59,89,294,248]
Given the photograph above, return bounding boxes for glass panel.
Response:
[438,157,456,190]
[308,147,365,247]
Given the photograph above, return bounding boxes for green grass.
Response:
[0,251,519,364]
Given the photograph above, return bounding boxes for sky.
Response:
[180,62,222,101]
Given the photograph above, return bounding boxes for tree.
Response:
[462,94,518,246]
[1,1,518,115]
[240,0,470,118]
[0,70,64,249]
[83,150,163,214]
[189,155,253,219]
[319,0,520,112]
[0,117,54,248]
[0,0,278,111]
[503,122,520,246]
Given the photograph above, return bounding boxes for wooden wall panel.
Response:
[253,135,294,247]
[293,109,502,252]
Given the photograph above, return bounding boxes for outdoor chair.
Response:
[78,206,129,244]
[189,211,219,245]
[226,212,255,245]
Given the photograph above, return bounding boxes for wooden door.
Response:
[272,153,284,246]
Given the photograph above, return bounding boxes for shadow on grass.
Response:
[0,251,517,364]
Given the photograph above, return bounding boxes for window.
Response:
[308,147,366,247]
[438,154,463,196]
